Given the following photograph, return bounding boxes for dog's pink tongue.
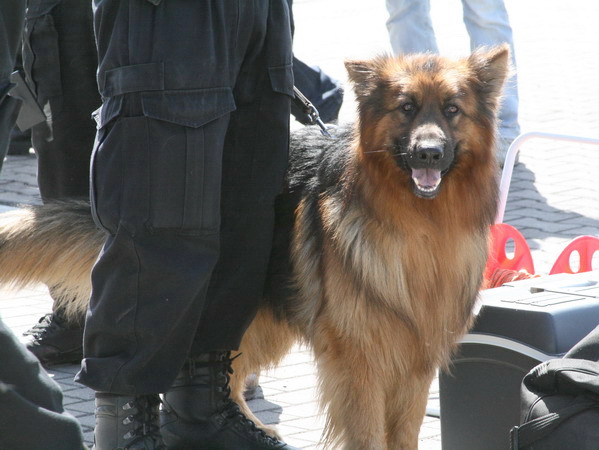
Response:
[411,168,441,188]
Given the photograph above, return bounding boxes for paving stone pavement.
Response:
[1,0,598,448]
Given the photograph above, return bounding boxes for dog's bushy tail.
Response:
[0,200,104,319]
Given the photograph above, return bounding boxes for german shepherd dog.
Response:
[0,45,509,448]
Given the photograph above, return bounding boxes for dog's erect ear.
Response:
[345,59,379,100]
[468,44,511,107]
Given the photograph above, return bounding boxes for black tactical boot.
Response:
[23,312,83,366]
[160,352,299,449]
[94,393,165,450]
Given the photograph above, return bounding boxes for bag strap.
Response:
[511,400,599,449]
[525,359,599,395]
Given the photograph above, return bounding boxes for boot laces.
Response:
[23,313,61,338]
[121,395,166,449]
[222,402,284,447]
[217,353,284,447]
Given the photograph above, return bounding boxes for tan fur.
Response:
[0,47,509,449]
[0,201,101,320]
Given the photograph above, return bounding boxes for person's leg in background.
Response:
[0,0,27,169]
[286,0,343,125]
[8,128,32,155]
[21,0,101,366]
[385,0,439,54]
[23,0,100,201]
[462,0,521,161]
[291,57,343,125]
[7,49,33,156]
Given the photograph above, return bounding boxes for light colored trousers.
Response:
[386,0,520,141]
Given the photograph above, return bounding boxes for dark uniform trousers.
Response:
[23,0,101,201]
[0,0,27,167]
[75,0,293,395]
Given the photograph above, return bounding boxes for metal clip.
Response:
[293,86,332,138]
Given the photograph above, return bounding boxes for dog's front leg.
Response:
[313,328,387,450]
[384,371,435,449]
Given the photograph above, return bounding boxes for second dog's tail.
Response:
[0,200,104,319]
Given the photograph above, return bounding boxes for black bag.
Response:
[511,325,599,449]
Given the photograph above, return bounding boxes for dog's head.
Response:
[345,45,510,199]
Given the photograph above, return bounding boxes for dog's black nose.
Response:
[414,145,444,165]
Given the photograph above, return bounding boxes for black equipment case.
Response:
[439,271,599,450]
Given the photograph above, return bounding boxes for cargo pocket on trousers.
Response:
[140,88,236,233]
[89,97,124,234]
[22,13,62,108]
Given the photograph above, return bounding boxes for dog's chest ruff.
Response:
[316,193,485,332]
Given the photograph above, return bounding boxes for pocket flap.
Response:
[268,64,294,97]
[141,88,236,128]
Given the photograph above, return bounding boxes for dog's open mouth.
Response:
[411,168,442,198]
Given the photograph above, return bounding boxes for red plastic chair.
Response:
[484,223,535,283]
[549,236,599,275]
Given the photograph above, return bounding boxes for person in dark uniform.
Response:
[23,0,100,202]
[0,2,84,448]
[21,0,342,372]
[0,3,26,167]
[74,1,299,448]
[18,0,101,367]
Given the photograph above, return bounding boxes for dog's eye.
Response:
[401,103,415,113]
[444,105,460,117]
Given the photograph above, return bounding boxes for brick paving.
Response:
[1,0,599,448]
